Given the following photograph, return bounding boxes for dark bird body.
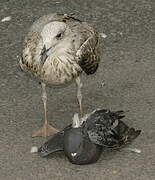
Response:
[38,109,141,165]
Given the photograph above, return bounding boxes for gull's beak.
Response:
[40,45,51,64]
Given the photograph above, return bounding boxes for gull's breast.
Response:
[40,53,82,85]
[20,34,82,86]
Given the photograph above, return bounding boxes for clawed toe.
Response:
[32,123,59,137]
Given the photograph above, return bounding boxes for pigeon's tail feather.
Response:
[111,120,141,148]
[120,127,141,145]
[38,132,64,157]
[114,110,126,120]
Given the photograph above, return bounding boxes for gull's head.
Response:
[41,21,70,50]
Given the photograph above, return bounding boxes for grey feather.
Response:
[38,132,64,157]
[84,109,140,148]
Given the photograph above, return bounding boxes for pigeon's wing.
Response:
[38,124,72,157]
[76,29,100,75]
[38,132,64,157]
[86,109,125,129]
[87,109,141,148]
[86,109,126,147]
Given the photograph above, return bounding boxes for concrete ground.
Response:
[0,0,155,179]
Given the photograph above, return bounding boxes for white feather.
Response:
[1,16,11,22]
[30,146,38,153]
[72,113,80,128]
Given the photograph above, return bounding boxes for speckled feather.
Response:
[20,13,100,85]
[83,109,141,148]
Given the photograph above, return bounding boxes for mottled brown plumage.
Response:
[20,13,100,137]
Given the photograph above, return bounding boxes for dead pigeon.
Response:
[38,109,141,165]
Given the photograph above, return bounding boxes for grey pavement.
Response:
[0,0,155,180]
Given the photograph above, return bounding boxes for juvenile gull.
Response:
[20,13,100,137]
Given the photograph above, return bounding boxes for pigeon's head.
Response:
[41,21,70,51]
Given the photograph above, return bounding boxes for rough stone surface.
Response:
[0,0,154,180]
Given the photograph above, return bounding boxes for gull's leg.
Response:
[75,76,83,117]
[32,83,59,137]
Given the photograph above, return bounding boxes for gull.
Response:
[19,13,100,137]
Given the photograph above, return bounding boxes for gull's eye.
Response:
[56,33,62,39]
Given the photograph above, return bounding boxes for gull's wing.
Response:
[76,29,100,75]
